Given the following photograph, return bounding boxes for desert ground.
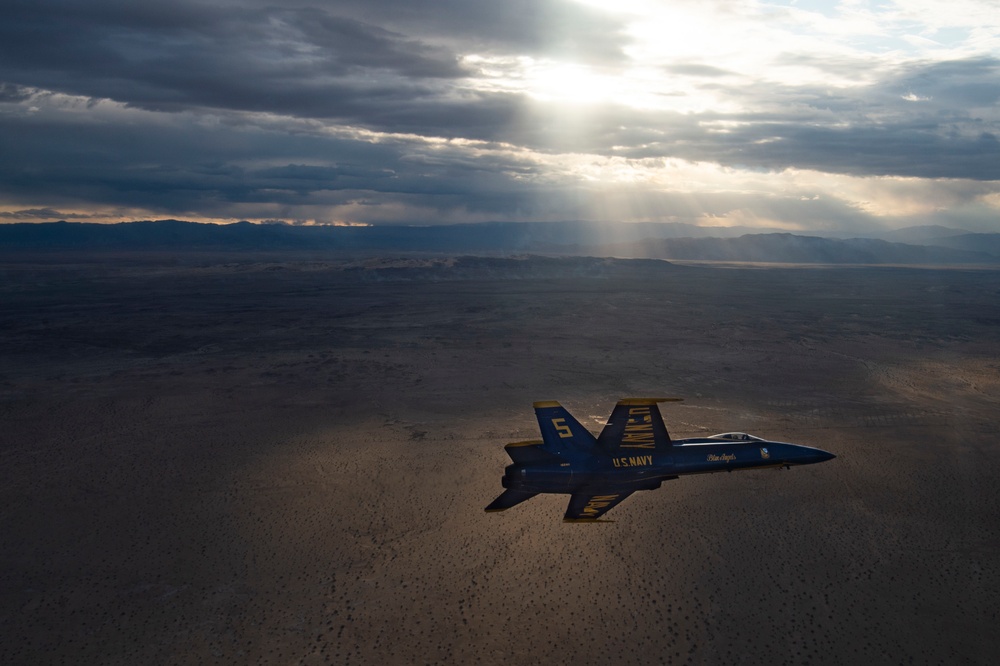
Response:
[1,253,998,665]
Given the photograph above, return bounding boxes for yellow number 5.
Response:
[552,418,573,438]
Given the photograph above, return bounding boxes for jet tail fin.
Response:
[533,401,598,457]
[485,489,538,512]
[597,397,681,453]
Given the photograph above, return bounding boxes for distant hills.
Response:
[1,219,998,265]
[0,219,796,252]
[587,233,1000,265]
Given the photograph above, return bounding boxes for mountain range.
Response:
[1,220,998,265]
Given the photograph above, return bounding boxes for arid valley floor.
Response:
[2,253,999,665]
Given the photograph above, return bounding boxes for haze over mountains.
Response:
[2,220,999,265]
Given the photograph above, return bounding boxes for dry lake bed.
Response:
[2,253,999,665]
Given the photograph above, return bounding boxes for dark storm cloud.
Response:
[2,1,995,168]
[617,111,1000,181]
[0,3,467,114]
[0,0,625,130]
[728,124,1000,181]
[0,97,554,219]
[586,57,1000,181]
[1,0,999,227]
[894,57,1000,99]
[288,0,631,63]
[0,81,35,102]
[0,207,95,220]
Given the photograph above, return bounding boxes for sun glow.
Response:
[463,54,739,113]
[464,1,892,116]
[522,61,620,105]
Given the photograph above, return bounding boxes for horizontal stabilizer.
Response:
[564,490,635,521]
[504,440,558,464]
[485,489,538,512]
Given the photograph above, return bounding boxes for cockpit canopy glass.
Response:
[709,432,764,442]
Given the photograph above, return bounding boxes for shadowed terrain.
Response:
[1,253,999,664]
[2,221,999,264]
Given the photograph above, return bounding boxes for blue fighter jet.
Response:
[486,398,836,522]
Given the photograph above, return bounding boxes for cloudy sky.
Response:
[2,0,1000,231]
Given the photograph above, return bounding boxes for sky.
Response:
[2,0,1000,232]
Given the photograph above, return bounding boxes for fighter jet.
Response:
[486,398,835,522]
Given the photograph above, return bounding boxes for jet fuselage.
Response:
[486,399,837,521]
[500,436,836,495]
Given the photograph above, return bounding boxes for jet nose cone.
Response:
[790,445,836,465]
[815,450,836,463]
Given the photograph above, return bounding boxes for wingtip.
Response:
[505,439,544,448]
[532,400,562,408]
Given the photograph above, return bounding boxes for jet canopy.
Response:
[708,432,764,442]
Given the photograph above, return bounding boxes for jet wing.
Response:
[563,490,634,522]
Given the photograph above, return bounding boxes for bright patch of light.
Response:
[982,192,1000,209]
[459,0,1000,113]
[520,61,620,104]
